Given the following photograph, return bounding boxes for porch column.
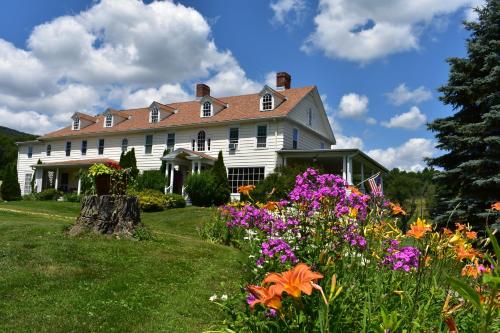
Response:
[77,176,81,195]
[169,163,174,193]
[346,156,353,185]
[191,160,196,174]
[283,157,287,167]
[35,168,43,193]
[164,160,169,194]
[197,161,201,174]
[54,168,59,191]
[360,163,366,192]
[342,156,347,181]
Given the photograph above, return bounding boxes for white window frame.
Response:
[292,128,299,149]
[65,142,71,157]
[201,102,212,117]
[166,132,175,150]
[121,138,128,153]
[308,108,313,126]
[197,130,206,151]
[98,139,105,155]
[320,142,325,149]
[24,173,32,195]
[260,93,274,111]
[256,124,268,149]
[104,113,113,128]
[46,144,51,156]
[27,146,33,158]
[228,127,239,150]
[72,117,80,130]
[145,134,153,155]
[227,167,265,193]
[81,140,87,156]
[150,106,159,123]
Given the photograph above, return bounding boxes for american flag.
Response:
[367,172,383,196]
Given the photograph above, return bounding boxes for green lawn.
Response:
[0,201,244,332]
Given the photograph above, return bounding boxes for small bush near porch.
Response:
[0,202,243,332]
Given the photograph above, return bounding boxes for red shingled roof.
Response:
[40,86,315,139]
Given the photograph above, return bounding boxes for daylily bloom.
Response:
[454,245,480,261]
[491,202,500,211]
[390,203,406,216]
[246,285,282,310]
[261,201,278,211]
[406,218,432,239]
[465,231,477,240]
[347,186,363,196]
[263,263,324,298]
[461,259,491,279]
[238,185,256,196]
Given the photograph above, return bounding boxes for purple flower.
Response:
[257,238,298,265]
[382,241,420,272]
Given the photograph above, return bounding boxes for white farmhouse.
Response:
[16,72,387,198]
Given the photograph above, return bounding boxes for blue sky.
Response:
[0,0,483,170]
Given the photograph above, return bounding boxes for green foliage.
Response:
[211,151,231,206]
[63,192,81,203]
[184,171,216,207]
[77,169,93,195]
[136,170,166,192]
[120,148,138,179]
[427,0,500,228]
[36,188,62,201]
[0,126,36,181]
[129,189,168,212]
[0,164,21,201]
[164,193,186,209]
[159,149,170,176]
[88,163,114,177]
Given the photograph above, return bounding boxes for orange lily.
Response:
[492,202,500,211]
[261,201,278,211]
[465,231,477,240]
[454,245,481,261]
[406,218,432,239]
[391,203,406,216]
[347,186,363,196]
[238,185,255,196]
[263,263,324,298]
[247,285,282,310]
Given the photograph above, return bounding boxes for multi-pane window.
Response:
[121,138,128,153]
[81,140,87,155]
[73,117,80,130]
[65,142,71,156]
[166,133,175,149]
[197,131,206,151]
[292,128,299,149]
[145,135,153,154]
[191,139,196,151]
[320,142,325,149]
[257,125,267,148]
[98,139,105,155]
[202,102,212,117]
[150,107,159,123]
[24,173,32,195]
[229,127,239,149]
[46,144,51,156]
[262,94,272,110]
[27,146,33,158]
[228,167,265,193]
[308,108,313,126]
[105,114,113,127]
[207,138,211,151]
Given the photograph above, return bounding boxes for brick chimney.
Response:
[196,83,210,97]
[276,72,291,90]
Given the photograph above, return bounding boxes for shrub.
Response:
[136,170,166,192]
[129,189,167,212]
[119,148,138,179]
[184,171,215,207]
[165,193,186,209]
[211,151,231,205]
[36,188,62,200]
[63,192,81,202]
[0,164,21,201]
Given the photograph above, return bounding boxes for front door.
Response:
[173,169,183,195]
[60,173,69,192]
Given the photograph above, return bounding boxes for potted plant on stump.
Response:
[88,163,114,195]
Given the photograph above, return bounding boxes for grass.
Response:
[0,201,244,332]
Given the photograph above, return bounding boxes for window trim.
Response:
[228,127,239,150]
[27,146,33,158]
[98,138,105,155]
[121,138,128,153]
[73,117,80,130]
[292,128,299,150]
[308,108,313,126]
[104,113,113,128]
[65,141,72,157]
[201,101,212,117]
[197,130,206,151]
[81,140,87,156]
[260,93,274,111]
[256,124,268,149]
[166,132,175,150]
[144,134,153,155]
[227,167,265,194]
[46,144,51,156]
[24,173,32,195]
[150,106,159,123]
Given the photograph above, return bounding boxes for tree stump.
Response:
[69,195,141,237]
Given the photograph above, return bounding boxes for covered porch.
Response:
[278,149,388,193]
[161,148,216,196]
[31,158,117,195]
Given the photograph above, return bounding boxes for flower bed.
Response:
[206,168,499,332]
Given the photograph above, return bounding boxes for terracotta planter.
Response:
[95,174,111,195]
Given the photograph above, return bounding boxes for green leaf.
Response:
[448,276,481,309]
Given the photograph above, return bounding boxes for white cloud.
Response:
[382,106,427,129]
[303,0,480,63]
[465,0,486,21]
[338,93,369,118]
[270,0,307,27]
[0,0,265,134]
[386,83,432,105]
[367,138,435,171]
[366,117,377,125]
[0,108,55,135]
[335,134,365,149]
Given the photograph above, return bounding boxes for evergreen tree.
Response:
[160,148,170,175]
[211,151,231,205]
[427,0,500,227]
[1,164,21,201]
[119,149,138,179]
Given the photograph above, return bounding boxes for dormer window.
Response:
[104,114,113,127]
[73,117,80,130]
[202,102,212,117]
[150,106,159,123]
[262,93,273,110]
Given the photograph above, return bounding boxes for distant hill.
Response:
[0,126,37,180]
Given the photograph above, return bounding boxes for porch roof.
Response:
[31,158,118,168]
[278,149,388,172]
[161,148,216,162]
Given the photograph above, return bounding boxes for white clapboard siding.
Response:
[287,93,334,141]
[282,120,328,150]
